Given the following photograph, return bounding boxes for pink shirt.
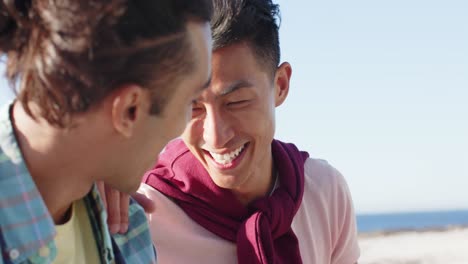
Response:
[139,158,360,264]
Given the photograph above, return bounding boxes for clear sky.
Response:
[274,0,468,213]
[1,0,467,214]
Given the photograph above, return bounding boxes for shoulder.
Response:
[299,157,355,222]
[299,158,360,263]
[303,158,351,198]
[302,157,356,221]
[137,184,238,264]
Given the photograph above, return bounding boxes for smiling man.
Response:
[123,0,360,263]
[134,1,361,263]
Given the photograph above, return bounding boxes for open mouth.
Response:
[205,143,249,169]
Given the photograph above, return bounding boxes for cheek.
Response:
[239,108,272,132]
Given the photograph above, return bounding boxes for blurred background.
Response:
[273,0,468,262]
[1,0,467,262]
[274,0,467,215]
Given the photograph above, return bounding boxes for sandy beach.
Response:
[358,227,468,264]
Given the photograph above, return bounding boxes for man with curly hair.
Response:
[0,0,212,263]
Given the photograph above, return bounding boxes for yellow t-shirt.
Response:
[54,199,100,264]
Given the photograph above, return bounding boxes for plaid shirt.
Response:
[0,102,156,264]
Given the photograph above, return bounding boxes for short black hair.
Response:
[211,0,280,75]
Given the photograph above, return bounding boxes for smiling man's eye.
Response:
[227,100,250,107]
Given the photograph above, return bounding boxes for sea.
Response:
[356,209,468,233]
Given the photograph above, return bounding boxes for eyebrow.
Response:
[217,80,253,97]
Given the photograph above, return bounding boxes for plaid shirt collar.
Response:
[0,101,155,264]
[0,101,57,263]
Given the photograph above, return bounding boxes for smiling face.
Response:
[182,42,291,203]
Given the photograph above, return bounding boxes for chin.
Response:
[113,180,141,194]
[127,180,142,193]
[210,174,239,190]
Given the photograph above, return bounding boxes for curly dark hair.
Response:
[0,0,212,126]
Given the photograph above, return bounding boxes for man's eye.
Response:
[227,100,249,107]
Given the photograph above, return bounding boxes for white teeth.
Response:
[209,145,245,165]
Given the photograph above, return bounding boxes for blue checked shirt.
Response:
[0,102,157,264]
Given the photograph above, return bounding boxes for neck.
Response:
[11,102,97,224]
[233,152,275,206]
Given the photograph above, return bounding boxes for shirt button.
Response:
[39,246,50,257]
[9,249,20,260]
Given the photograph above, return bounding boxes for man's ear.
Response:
[274,62,292,107]
[110,84,148,138]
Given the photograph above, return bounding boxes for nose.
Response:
[203,108,234,149]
